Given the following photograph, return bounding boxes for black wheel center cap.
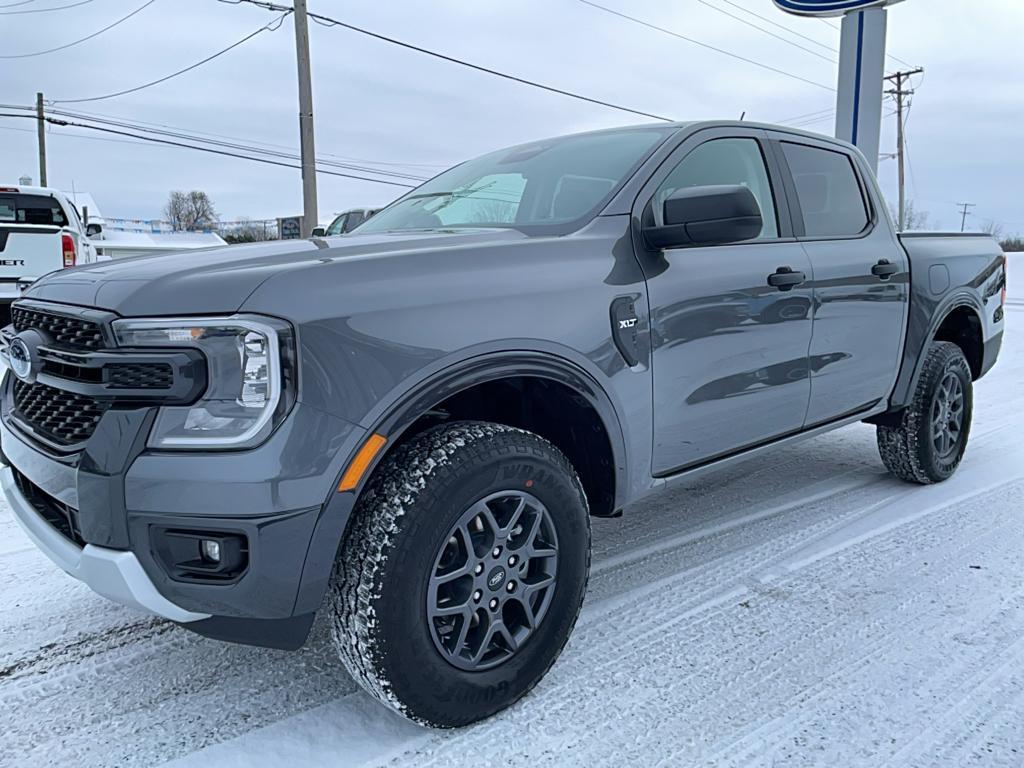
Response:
[486,566,506,591]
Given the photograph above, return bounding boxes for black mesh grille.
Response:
[11,305,105,350]
[12,468,85,547]
[106,362,173,389]
[13,379,112,445]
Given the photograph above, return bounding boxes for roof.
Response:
[99,230,226,251]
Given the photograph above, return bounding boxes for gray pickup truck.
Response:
[0,121,1006,727]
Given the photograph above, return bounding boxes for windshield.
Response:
[359,127,674,235]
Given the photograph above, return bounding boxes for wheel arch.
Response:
[351,349,630,518]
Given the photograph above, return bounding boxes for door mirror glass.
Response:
[311,226,327,238]
[644,184,763,249]
[85,222,103,237]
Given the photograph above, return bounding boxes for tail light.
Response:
[62,233,76,267]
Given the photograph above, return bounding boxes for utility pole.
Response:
[957,202,975,232]
[884,67,923,231]
[36,92,47,187]
[292,0,318,238]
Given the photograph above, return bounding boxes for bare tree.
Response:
[889,200,929,231]
[980,220,1005,239]
[165,190,218,232]
[221,218,277,244]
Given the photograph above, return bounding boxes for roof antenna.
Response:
[739,111,746,121]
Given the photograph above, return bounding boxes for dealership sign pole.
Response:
[774,0,905,172]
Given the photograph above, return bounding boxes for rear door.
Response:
[768,135,909,425]
[635,128,815,475]
[0,193,67,278]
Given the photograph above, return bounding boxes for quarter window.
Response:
[653,138,779,240]
[781,142,869,237]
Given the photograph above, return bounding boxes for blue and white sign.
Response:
[773,0,903,17]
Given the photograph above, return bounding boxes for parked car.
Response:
[311,207,379,237]
[0,122,1006,728]
[0,185,102,326]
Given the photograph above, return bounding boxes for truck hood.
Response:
[23,228,527,316]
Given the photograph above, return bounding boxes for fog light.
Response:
[201,539,222,563]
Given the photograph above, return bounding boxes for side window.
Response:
[653,138,779,240]
[781,142,869,237]
[326,214,348,236]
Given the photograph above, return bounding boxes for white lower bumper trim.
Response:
[1,466,209,623]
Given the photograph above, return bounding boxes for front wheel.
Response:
[877,341,973,484]
[329,421,591,727]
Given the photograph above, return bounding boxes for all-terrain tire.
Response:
[329,421,591,727]
[877,341,973,484]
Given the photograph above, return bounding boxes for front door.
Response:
[635,130,815,475]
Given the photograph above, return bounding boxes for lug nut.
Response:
[506,581,517,592]
[489,598,499,610]
[473,590,482,602]
[508,555,518,567]
[474,563,484,575]
[492,546,502,558]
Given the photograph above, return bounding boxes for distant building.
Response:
[62,192,227,258]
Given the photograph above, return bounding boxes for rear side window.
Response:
[0,194,68,226]
[781,143,869,237]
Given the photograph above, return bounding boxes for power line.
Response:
[0,0,157,58]
[694,0,837,63]
[0,102,440,177]
[40,106,430,180]
[576,0,835,92]
[708,0,838,53]
[0,0,94,13]
[51,105,450,168]
[50,11,292,103]
[0,111,417,187]
[220,0,675,122]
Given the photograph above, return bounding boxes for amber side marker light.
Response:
[338,433,387,492]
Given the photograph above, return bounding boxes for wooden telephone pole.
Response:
[292,0,318,238]
[884,67,924,231]
[36,92,47,187]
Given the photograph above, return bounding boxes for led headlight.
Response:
[112,315,295,449]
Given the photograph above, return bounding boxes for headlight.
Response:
[112,315,295,449]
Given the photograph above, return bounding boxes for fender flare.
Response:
[888,290,984,411]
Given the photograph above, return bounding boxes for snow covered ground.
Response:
[2,292,1021,767]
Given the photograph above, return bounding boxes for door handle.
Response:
[767,266,806,292]
[872,259,899,279]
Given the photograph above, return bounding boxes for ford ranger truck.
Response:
[0,122,1005,727]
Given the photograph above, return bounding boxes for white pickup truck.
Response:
[0,185,103,326]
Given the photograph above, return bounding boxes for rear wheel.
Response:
[877,341,973,484]
[329,421,591,727]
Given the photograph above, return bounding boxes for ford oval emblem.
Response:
[9,337,32,380]
[773,0,904,17]
[8,330,44,383]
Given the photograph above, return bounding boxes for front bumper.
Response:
[2,465,208,622]
[0,381,365,643]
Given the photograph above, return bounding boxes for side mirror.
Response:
[85,222,103,238]
[311,226,326,238]
[644,184,763,249]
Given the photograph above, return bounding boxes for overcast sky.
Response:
[1,0,1021,233]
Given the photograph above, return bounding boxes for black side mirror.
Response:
[644,184,763,249]
[311,226,327,238]
[85,222,103,237]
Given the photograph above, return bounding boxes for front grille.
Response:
[13,379,112,446]
[12,468,85,547]
[11,305,105,350]
[107,362,173,389]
